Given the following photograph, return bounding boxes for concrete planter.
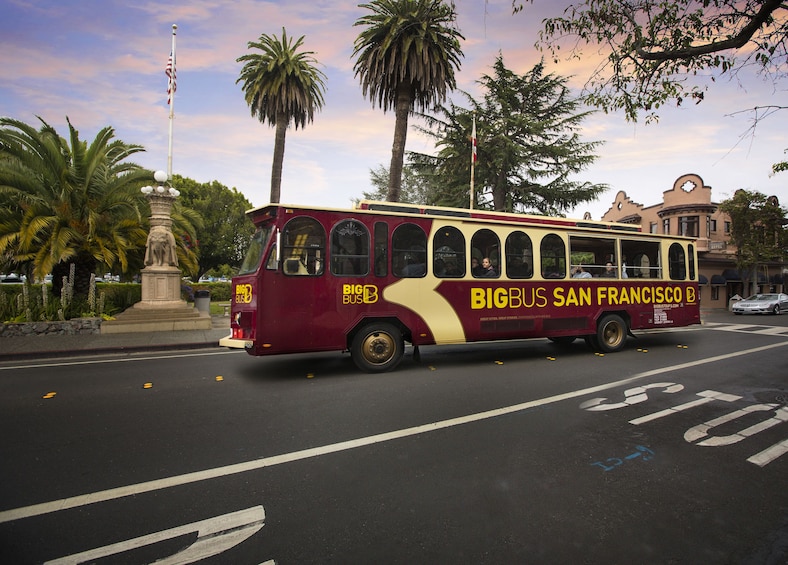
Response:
[0,317,102,338]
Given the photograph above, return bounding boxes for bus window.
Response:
[374,222,388,277]
[392,223,426,277]
[669,243,686,280]
[239,225,272,275]
[282,217,325,276]
[622,239,662,278]
[540,234,566,279]
[569,236,616,277]
[688,244,696,280]
[433,226,465,278]
[505,231,533,279]
[471,228,500,278]
[330,219,369,276]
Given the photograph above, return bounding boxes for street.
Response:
[1,310,787,564]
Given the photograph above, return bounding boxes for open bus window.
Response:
[392,223,426,278]
[569,236,617,277]
[540,234,566,279]
[505,231,533,279]
[471,229,500,278]
[621,239,662,278]
[238,225,273,275]
[282,217,325,276]
[331,220,369,276]
[669,242,687,280]
[433,226,465,278]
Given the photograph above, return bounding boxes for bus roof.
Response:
[246,200,656,235]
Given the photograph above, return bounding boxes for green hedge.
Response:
[1,281,232,322]
[185,282,232,302]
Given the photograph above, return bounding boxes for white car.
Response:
[732,293,788,315]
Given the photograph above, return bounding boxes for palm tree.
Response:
[237,28,327,204]
[0,116,150,298]
[352,0,464,202]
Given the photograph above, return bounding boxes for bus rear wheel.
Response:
[351,322,404,373]
[596,314,627,353]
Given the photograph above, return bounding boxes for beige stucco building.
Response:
[600,173,786,310]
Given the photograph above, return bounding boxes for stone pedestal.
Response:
[138,265,184,309]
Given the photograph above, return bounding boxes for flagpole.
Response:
[167,24,177,181]
[470,113,476,210]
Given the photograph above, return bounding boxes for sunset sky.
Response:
[1,0,786,220]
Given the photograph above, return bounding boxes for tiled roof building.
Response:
[601,173,786,309]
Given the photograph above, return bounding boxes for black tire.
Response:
[773,305,781,315]
[351,322,404,373]
[595,314,628,353]
[584,335,600,351]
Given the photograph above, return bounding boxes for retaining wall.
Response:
[0,318,102,338]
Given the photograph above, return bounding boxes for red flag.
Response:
[166,52,176,104]
[471,115,477,163]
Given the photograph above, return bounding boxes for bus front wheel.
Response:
[351,322,404,373]
[596,314,628,353]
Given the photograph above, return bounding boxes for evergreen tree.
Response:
[411,56,607,215]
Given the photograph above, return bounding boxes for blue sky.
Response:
[1,0,786,220]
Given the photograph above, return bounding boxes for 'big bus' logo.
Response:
[342,284,379,305]
[235,284,253,304]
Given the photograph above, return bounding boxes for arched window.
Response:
[433,226,465,278]
[282,217,325,276]
[506,231,533,279]
[471,228,500,278]
[669,243,686,280]
[330,219,369,276]
[540,234,566,279]
[392,223,426,277]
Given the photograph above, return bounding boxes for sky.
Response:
[1,0,786,221]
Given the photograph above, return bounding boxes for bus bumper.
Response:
[219,334,253,349]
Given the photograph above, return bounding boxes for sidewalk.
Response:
[0,316,231,362]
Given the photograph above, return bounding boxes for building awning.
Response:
[698,274,708,284]
[711,274,726,285]
[722,269,741,281]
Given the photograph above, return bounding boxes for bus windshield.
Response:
[238,225,273,275]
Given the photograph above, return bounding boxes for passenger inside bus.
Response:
[572,265,592,278]
[601,262,617,277]
[477,257,498,278]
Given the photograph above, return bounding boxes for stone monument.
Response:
[101,171,211,333]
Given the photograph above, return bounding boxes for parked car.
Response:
[732,293,788,315]
[1,273,24,283]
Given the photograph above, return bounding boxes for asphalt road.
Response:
[1,311,787,564]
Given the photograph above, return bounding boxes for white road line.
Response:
[709,323,788,334]
[1,340,787,525]
[0,349,239,371]
[752,327,788,335]
[45,505,265,564]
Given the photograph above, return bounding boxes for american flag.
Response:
[166,51,176,104]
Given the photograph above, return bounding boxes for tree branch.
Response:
[636,0,785,61]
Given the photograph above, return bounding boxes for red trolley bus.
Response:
[220,201,700,372]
